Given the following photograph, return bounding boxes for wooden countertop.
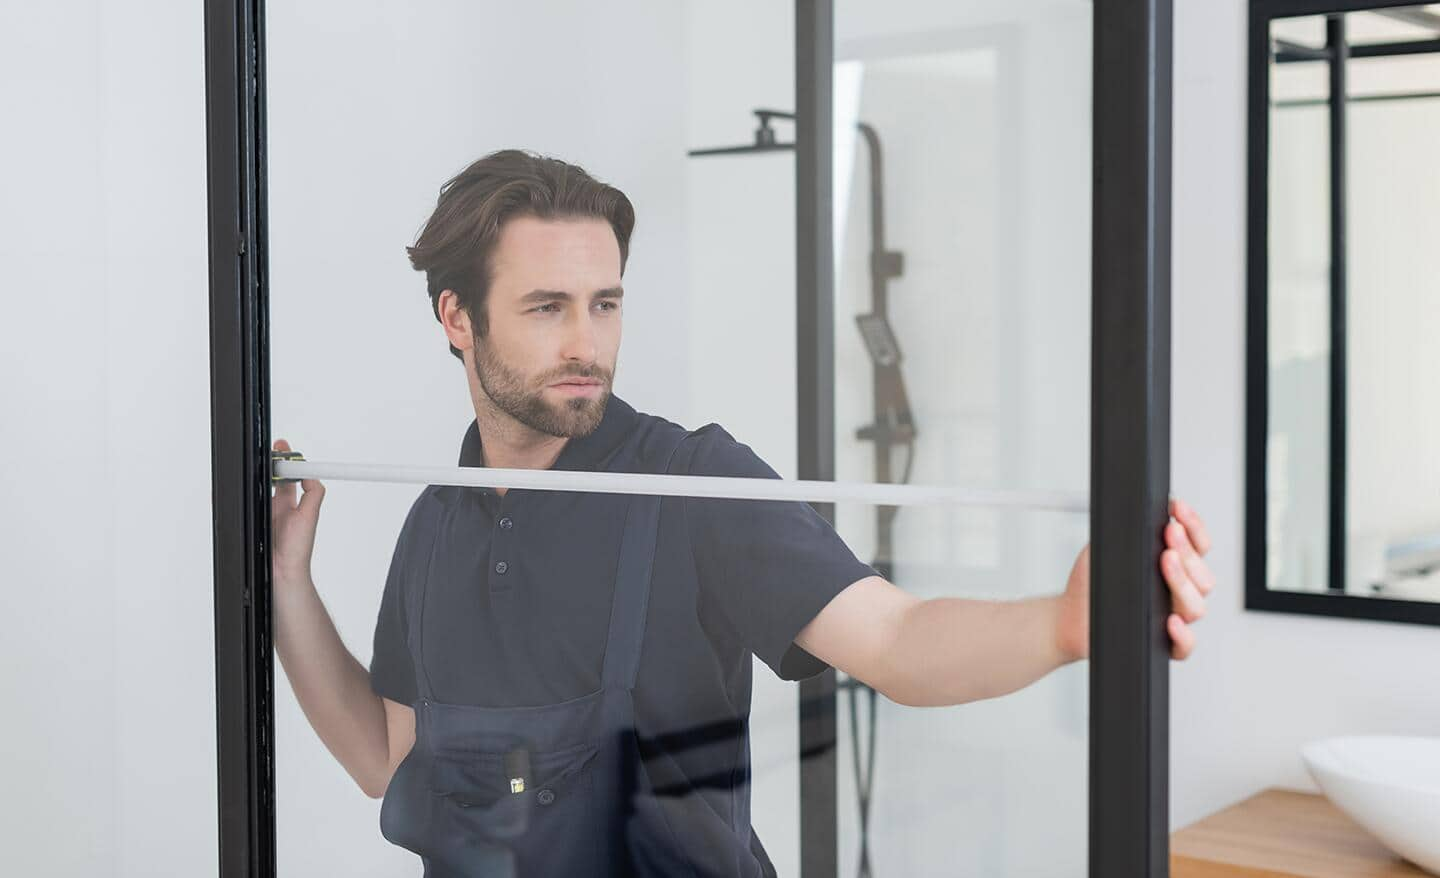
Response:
[1170,788,1431,877]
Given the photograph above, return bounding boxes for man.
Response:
[271,149,1213,877]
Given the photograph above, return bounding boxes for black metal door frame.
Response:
[795,4,839,877]
[1088,2,1173,875]
[204,0,272,875]
[205,1,1173,874]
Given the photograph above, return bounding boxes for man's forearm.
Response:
[881,594,1074,707]
[273,576,391,796]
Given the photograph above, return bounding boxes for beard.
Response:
[472,335,613,438]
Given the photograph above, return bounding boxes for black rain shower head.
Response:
[687,108,797,156]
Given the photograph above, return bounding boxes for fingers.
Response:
[1167,614,1196,661]
[296,477,326,518]
[270,437,325,515]
[1184,548,1215,596]
[1169,496,1212,556]
[1161,548,1206,623]
[271,439,295,503]
[1164,521,1215,596]
[1164,497,1211,661]
[1163,519,1193,555]
[270,438,321,508]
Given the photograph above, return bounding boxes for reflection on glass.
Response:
[1266,7,1440,603]
[1267,14,1334,596]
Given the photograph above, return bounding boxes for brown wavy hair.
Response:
[406,149,636,362]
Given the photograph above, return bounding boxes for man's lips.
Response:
[550,378,605,395]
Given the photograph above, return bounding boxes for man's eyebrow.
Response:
[519,287,624,303]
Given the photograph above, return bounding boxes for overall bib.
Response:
[379,433,703,877]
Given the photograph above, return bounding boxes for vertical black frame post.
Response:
[795,2,837,877]
[1247,0,1275,623]
[1090,0,1172,875]
[1325,14,1349,596]
[205,0,274,876]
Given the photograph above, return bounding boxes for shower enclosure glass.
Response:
[207,1,1170,876]
[827,3,1092,874]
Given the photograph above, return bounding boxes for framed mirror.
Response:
[1247,0,1440,624]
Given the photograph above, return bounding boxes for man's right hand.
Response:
[269,437,394,797]
[270,437,325,589]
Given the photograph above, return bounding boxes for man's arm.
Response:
[273,573,399,798]
[793,576,1071,707]
[270,438,421,799]
[796,503,1215,706]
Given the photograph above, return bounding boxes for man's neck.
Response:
[472,405,569,496]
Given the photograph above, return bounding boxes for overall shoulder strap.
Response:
[600,425,690,691]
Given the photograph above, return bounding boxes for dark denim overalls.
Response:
[379,432,703,877]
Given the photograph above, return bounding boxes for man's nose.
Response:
[561,311,599,363]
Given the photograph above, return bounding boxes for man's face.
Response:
[468,216,623,438]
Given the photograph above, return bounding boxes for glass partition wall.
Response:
[824,5,1094,874]
[205,1,1172,876]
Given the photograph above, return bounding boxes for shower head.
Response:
[688,108,796,156]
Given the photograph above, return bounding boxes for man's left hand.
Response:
[1055,497,1215,662]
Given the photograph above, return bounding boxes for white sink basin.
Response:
[1301,736,1440,874]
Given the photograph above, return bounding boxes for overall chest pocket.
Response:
[429,740,603,864]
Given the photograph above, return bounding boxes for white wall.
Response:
[1169,0,1440,830]
[1,1,216,876]
[2,4,119,876]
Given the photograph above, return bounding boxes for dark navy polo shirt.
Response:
[368,394,875,850]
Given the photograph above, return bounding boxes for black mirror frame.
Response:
[1246,0,1440,626]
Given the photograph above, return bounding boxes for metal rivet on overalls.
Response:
[495,560,508,574]
[499,516,514,530]
[537,789,556,806]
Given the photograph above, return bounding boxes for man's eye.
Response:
[596,301,619,311]
[532,304,560,313]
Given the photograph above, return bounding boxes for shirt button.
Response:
[537,789,555,806]
[494,561,509,575]
[499,516,514,530]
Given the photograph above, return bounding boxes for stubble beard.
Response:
[472,335,612,438]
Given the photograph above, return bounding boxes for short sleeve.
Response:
[681,425,877,681]
[368,503,421,705]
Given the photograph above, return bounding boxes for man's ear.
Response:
[437,289,475,351]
